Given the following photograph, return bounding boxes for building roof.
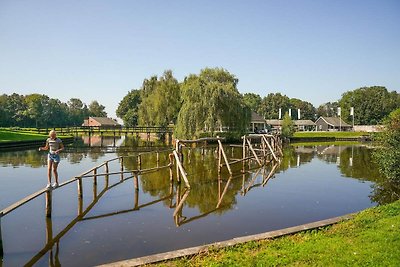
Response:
[266,119,283,126]
[295,120,316,126]
[90,117,121,126]
[251,112,266,123]
[316,117,351,127]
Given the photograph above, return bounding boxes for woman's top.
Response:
[46,138,63,154]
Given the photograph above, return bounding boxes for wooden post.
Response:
[218,139,232,176]
[175,141,181,182]
[137,155,142,170]
[120,157,124,181]
[263,135,278,161]
[45,190,52,218]
[246,138,262,166]
[93,168,97,185]
[134,188,139,210]
[45,217,53,246]
[156,152,160,167]
[78,193,83,216]
[218,145,222,174]
[134,172,139,191]
[173,150,190,188]
[169,153,174,182]
[0,216,3,257]
[104,162,109,174]
[77,177,83,199]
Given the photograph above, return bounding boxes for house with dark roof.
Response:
[83,117,121,128]
[250,112,267,132]
[315,117,352,131]
[266,119,316,131]
[295,120,316,131]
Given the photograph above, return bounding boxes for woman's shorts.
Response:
[48,153,61,163]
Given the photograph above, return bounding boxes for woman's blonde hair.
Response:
[49,130,57,137]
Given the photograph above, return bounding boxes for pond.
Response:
[0,137,398,266]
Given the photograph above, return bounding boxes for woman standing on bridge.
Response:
[39,130,64,189]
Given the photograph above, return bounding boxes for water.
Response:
[0,137,398,266]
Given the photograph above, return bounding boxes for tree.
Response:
[175,67,250,139]
[138,70,181,127]
[24,94,50,127]
[259,93,291,119]
[243,93,262,113]
[116,89,141,127]
[281,112,295,139]
[68,98,89,126]
[89,100,107,117]
[289,98,316,120]
[316,102,339,118]
[373,108,400,181]
[339,86,400,125]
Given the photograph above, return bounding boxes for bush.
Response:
[373,108,400,181]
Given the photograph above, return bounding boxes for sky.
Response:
[1,0,399,119]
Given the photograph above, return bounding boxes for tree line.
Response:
[0,93,107,127]
[117,68,400,138]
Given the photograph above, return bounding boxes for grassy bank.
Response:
[0,130,48,142]
[293,131,368,138]
[0,130,72,143]
[156,200,400,266]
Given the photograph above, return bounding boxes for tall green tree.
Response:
[138,70,181,127]
[243,93,262,113]
[175,68,250,139]
[24,94,50,127]
[88,100,107,117]
[281,112,295,139]
[259,93,291,119]
[339,86,400,125]
[68,98,89,126]
[116,89,141,127]
[289,98,316,120]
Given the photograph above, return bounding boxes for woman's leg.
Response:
[47,159,53,184]
[53,162,59,184]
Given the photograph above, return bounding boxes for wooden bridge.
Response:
[0,134,282,263]
[34,126,174,136]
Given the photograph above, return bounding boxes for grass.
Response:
[293,131,368,138]
[155,200,400,266]
[0,130,72,143]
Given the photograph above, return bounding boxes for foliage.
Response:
[88,100,107,117]
[159,200,400,267]
[116,89,141,127]
[316,101,339,117]
[258,93,290,119]
[339,86,400,125]
[289,98,316,120]
[373,108,400,181]
[138,70,181,127]
[243,93,262,113]
[175,68,250,139]
[281,112,294,139]
[0,93,105,127]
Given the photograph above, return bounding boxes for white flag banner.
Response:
[297,109,301,120]
[288,108,292,117]
[278,108,282,119]
[350,107,354,116]
[337,107,341,116]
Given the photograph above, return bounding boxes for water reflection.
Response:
[1,143,399,266]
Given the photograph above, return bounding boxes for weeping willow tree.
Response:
[138,70,181,127]
[175,68,250,139]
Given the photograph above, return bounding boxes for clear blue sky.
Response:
[1,0,399,119]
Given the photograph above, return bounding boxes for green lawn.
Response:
[293,131,368,138]
[0,130,49,142]
[156,200,400,266]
